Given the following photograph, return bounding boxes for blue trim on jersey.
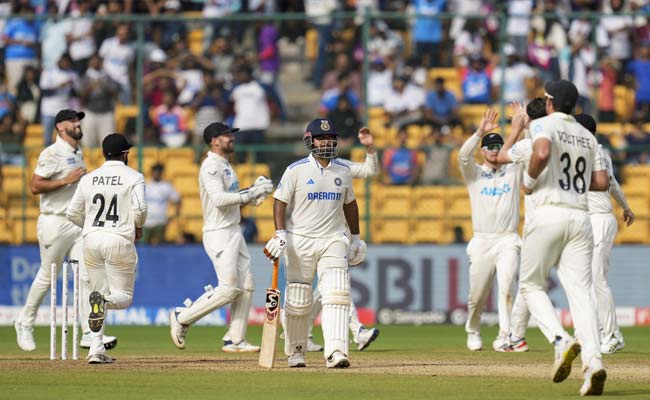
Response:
[288,158,309,169]
[331,159,350,169]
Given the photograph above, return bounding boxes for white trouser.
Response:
[284,232,350,358]
[81,110,115,148]
[520,206,602,366]
[309,288,363,339]
[465,232,521,339]
[590,213,619,341]
[18,215,92,333]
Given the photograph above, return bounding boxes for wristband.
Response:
[523,172,537,190]
[351,234,360,242]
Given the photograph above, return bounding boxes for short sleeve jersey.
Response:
[528,112,603,211]
[274,154,355,238]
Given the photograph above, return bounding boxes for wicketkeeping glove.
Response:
[239,176,274,205]
[348,234,367,266]
[251,176,274,206]
[264,230,287,261]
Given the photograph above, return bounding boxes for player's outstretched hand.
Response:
[264,230,287,261]
[348,234,367,266]
[478,108,499,135]
[510,101,530,134]
[358,127,374,149]
[624,209,635,226]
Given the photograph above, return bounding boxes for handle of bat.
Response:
[271,259,279,290]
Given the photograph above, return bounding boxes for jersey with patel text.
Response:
[528,112,603,212]
[274,154,355,238]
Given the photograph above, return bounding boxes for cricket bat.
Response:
[259,258,280,368]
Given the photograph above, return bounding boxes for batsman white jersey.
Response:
[458,133,521,345]
[274,154,355,359]
[520,112,605,367]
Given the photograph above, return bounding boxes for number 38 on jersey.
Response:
[558,152,587,194]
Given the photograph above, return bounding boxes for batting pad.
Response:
[320,268,350,357]
[228,289,253,344]
[284,283,312,355]
[178,285,242,325]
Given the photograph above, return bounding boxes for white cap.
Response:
[149,48,167,63]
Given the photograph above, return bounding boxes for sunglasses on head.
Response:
[482,144,502,151]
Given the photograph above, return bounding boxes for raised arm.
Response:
[459,108,499,180]
[497,102,529,164]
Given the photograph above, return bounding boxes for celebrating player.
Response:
[168,122,273,352]
[66,133,147,364]
[264,118,365,368]
[14,109,117,353]
[519,80,609,396]
[457,109,523,352]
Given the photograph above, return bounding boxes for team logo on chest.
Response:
[334,177,342,186]
[66,157,76,165]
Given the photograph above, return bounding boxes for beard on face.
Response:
[67,124,83,141]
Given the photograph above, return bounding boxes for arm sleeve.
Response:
[609,174,630,210]
[201,165,242,207]
[66,183,86,228]
[591,141,606,172]
[273,168,294,204]
[131,174,148,228]
[168,183,181,203]
[457,133,481,181]
[345,153,379,179]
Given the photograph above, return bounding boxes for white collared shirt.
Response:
[34,138,85,215]
[274,153,355,238]
[199,151,242,232]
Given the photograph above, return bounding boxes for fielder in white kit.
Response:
[264,118,366,368]
[519,80,609,396]
[14,109,117,353]
[458,109,522,352]
[575,114,635,355]
[66,133,148,364]
[168,122,273,352]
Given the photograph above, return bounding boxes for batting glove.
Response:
[348,234,367,266]
[264,230,287,261]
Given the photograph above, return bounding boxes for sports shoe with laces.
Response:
[466,332,482,351]
[357,327,379,351]
[80,333,118,350]
[509,336,530,352]
[288,352,306,368]
[326,350,350,368]
[169,311,188,350]
[552,336,581,383]
[307,337,324,352]
[579,358,607,396]
[600,334,624,354]
[493,337,514,352]
[14,320,36,352]
[222,340,260,353]
[88,291,105,333]
[87,353,114,364]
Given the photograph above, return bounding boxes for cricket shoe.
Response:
[88,291,105,333]
[307,337,324,352]
[579,358,607,396]
[552,336,581,383]
[509,336,530,352]
[169,311,188,350]
[493,337,514,352]
[326,350,350,368]
[288,352,306,368]
[87,353,114,364]
[14,320,36,352]
[466,332,482,351]
[357,327,379,351]
[222,340,260,353]
[80,333,118,350]
[600,335,624,354]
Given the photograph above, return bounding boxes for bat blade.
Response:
[258,287,280,368]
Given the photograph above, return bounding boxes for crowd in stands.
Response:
[0,0,648,181]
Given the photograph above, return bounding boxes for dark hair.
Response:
[434,77,445,85]
[152,163,164,172]
[526,98,546,120]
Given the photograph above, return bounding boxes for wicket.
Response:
[50,260,81,361]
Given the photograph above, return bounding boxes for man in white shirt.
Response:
[519,80,609,396]
[492,44,536,104]
[67,133,147,364]
[14,109,117,353]
[39,54,80,146]
[229,66,269,161]
[143,164,181,244]
[98,24,134,104]
[458,109,522,352]
[168,122,273,353]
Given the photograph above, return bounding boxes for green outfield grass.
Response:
[1,325,649,399]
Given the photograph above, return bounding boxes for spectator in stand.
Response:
[93,0,123,45]
[153,90,188,148]
[79,54,119,148]
[367,57,393,108]
[626,43,650,120]
[143,49,177,108]
[0,73,16,121]
[40,1,68,70]
[174,54,207,106]
[597,57,619,122]
[320,72,361,116]
[155,1,187,52]
[491,43,536,104]
[40,53,80,146]
[65,1,96,74]
[424,77,461,131]
[3,3,39,96]
[600,0,634,71]
[191,73,225,146]
[15,65,40,123]
[321,52,362,96]
[382,127,420,185]
[383,75,425,129]
[143,163,181,245]
[529,4,566,83]
[461,56,491,104]
[624,116,650,164]
[0,112,26,165]
[203,0,245,43]
[99,23,134,104]
[229,65,270,160]
[419,129,451,185]
[506,0,533,56]
[453,19,484,68]
[567,35,596,113]
[368,20,404,61]
[206,36,235,84]
[305,0,338,87]
[412,0,446,67]
[328,95,361,149]
[257,21,286,121]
